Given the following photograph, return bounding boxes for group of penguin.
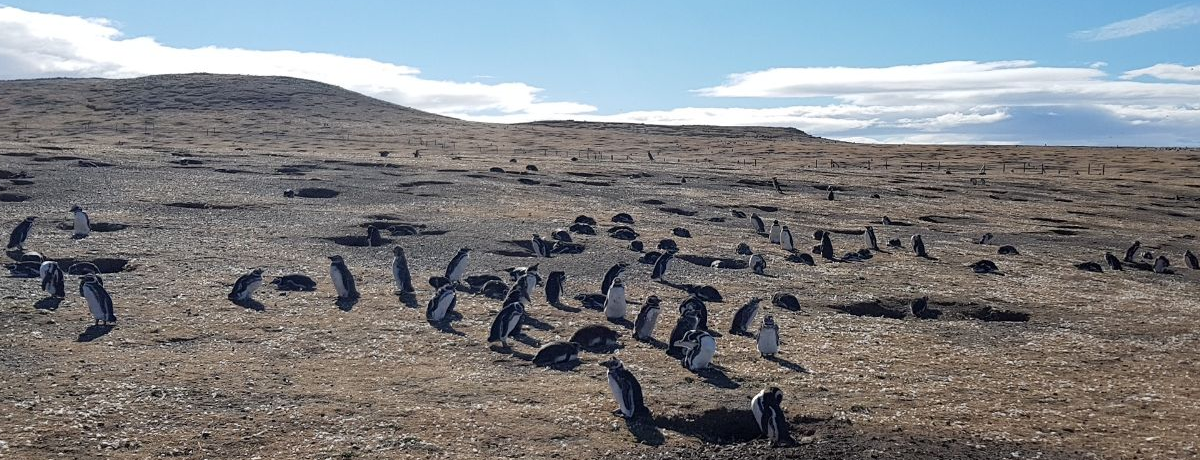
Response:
[6,206,117,326]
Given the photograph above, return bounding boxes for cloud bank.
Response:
[1072,4,1200,41]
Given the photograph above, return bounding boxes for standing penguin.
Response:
[757,315,780,358]
[651,250,674,282]
[426,283,458,322]
[515,272,539,302]
[633,295,662,341]
[729,297,762,336]
[1123,241,1141,263]
[675,330,716,370]
[1154,255,1171,274]
[487,301,526,348]
[70,205,90,238]
[39,261,65,298]
[779,226,795,252]
[366,225,382,247]
[6,216,35,250]
[679,296,710,330]
[228,268,264,304]
[532,234,553,258]
[603,358,647,419]
[392,247,415,294]
[911,234,928,258]
[601,263,626,295]
[445,248,471,282]
[80,274,116,325]
[768,220,782,244]
[1185,250,1199,270]
[603,278,627,320]
[750,213,766,234]
[667,310,701,356]
[328,255,359,300]
[545,271,567,305]
[864,226,879,251]
[751,387,794,447]
[1104,252,1123,270]
[750,254,766,275]
[820,232,834,260]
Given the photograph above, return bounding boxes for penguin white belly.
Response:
[769,227,781,243]
[447,258,467,281]
[639,309,659,337]
[688,337,716,369]
[751,395,765,432]
[781,233,794,251]
[39,262,52,280]
[74,212,89,236]
[392,259,404,289]
[609,375,630,416]
[604,290,627,319]
[431,295,453,320]
[758,329,779,355]
[84,287,104,320]
[330,267,348,297]
[244,279,261,299]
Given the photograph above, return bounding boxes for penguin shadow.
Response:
[428,313,466,336]
[397,292,419,309]
[694,366,740,389]
[625,417,665,446]
[543,360,582,372]
[657,280,698,294]
[607,317,635,329]
[550,301,581,313]
[918,255,940,261]
[753,273,779,279]
[335,297,359,312]
[765,355,810,373]
[512,333,542,348]
[637,336,668,350]
[489,343,536,361]
[34,297,63,311]
[77,324,114,342]
[233,298,266,312]
[71,234,88,240]
[523,315,554,331]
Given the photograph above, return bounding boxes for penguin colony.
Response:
[6,193,1199,449]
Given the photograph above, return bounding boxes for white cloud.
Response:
[1122,63,1200,82]
[1071,4,1200,41]
[0,6,594,117]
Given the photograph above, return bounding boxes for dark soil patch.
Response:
[9,179,33,186]
[653,408,761,444]
[660,207,697,216]
[519,178,541,185]
[918,215,975,224]
[963,307,1030,322]
[564,179,611,186]
[324,235,394,247]
[0,193,30,202]
[829,298,1030,323]
[826,228,866,236]
[33,155,85,162]
[1049,229,1078,236]
[566,172,608,178]
[172,159,204,165]
[641,199,665,205]
[61,258,130,274]
[56,222,129,232]
[295,188,339,198]
[0,169,29,179]
[77,160,114,167]
[830,300,908,319]
[163,202,248,210]
[397,180,454,188]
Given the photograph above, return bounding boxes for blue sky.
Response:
[1,1,1198,145]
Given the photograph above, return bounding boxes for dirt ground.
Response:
[1,75,1198,459]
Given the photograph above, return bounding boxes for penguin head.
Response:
[459,247,472,254]
[600,357,624,370]
[527,263,539,273]
[766,386,784,403]
[645,295,661,307]
[70,205,83,212]
[328,255,344,263]
[251,268,265,275]
[611,277,624,287]
[24,216,36,222]
[393,246,405,256]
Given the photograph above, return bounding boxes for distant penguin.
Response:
[820,232,834,260]
[603,358,647,419]
[328,255,359,300]
[667,310,701,357]
[911,296,941,319]
[603,278,627,320]
[426,283,458,322]
[1186,250,1199,269]
[366,225,382,247]
[1154,255,1170,274]
[601,263,626,295]
[445,248,471,282]
[80,274,116,325]
[911,234,928,258]
[39,261,65,298]
[750,254,766,275]
[533,341,580,367]
[6,216,35,250]
[228,268,264,304]
[771,293,800,312]
[978,233,993,245]
[826,190,835,201]
[757,316,779,357]
[545,271,567,305]
[750,214,766,234]
[551,228,572,242]
[729,298,762,336]
[633,295,662,341]
[737,242,753,255]
[532,233,553,258]
[1123,241,1141,263]
[487,302,525,347]
[768,220,782,244]
[392,247,415,294]
[864,226,879,251]
[1104,252,1123,270]
[283,189,295,198]
[70,205,90,238]
[651,250,673,281]
[780,226,795,252]
[571,324,620,350]
[675,330,716,370]
[751,387,794,447]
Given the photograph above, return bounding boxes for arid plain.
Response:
[1,74,1198,459]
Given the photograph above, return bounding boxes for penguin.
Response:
[751,387,794,447]
[6,216,35,250]
[532,233,553,258]
[820,232,834,260]
[283,189,295,198]
[545,271,567,305]
[328,255,359,300]
[736,242,753,255]
[768,220,782,244]
[480,280,509,299]
[911,296,941,319]
[911,234,928,258]
[600,263,626,296]
[729,297,762,336]
[771,293,801,312]
[366,225,382,247]
[1123,241,1141,263]
[772,177,784,194]
[228,268,264,304]
[978,233,994,245]
[392,247,415,294]
[690,285,722,302]
[487,301,525,347]
[445,248,471,282]
[881,216,893,226]
[826,190,835,201]
[674,329,716,370]
[575,293,607,310]
[602,358,647,419]
[1104,252,1123,270]
[503,282,531,307]
[651,250,673,282]
[79,274,116,325]
[551,228,572,243]
[570,324,620,350]
[750,254,766,275]
[678,296,709,330]
[1186,250,1199,270]
[70,205,90,238]
[603,278,627,320]
[779,226,795,252]
[515,272,538,302]
[533,341,580,367]
[426,282,458,322]
[1154,255,1171,274]
[667,310,701,357]
[864,226,879,251]
[750,213,766,234]
[39,261,65,298]
[757,315,779,358]
[633,295,662,341]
